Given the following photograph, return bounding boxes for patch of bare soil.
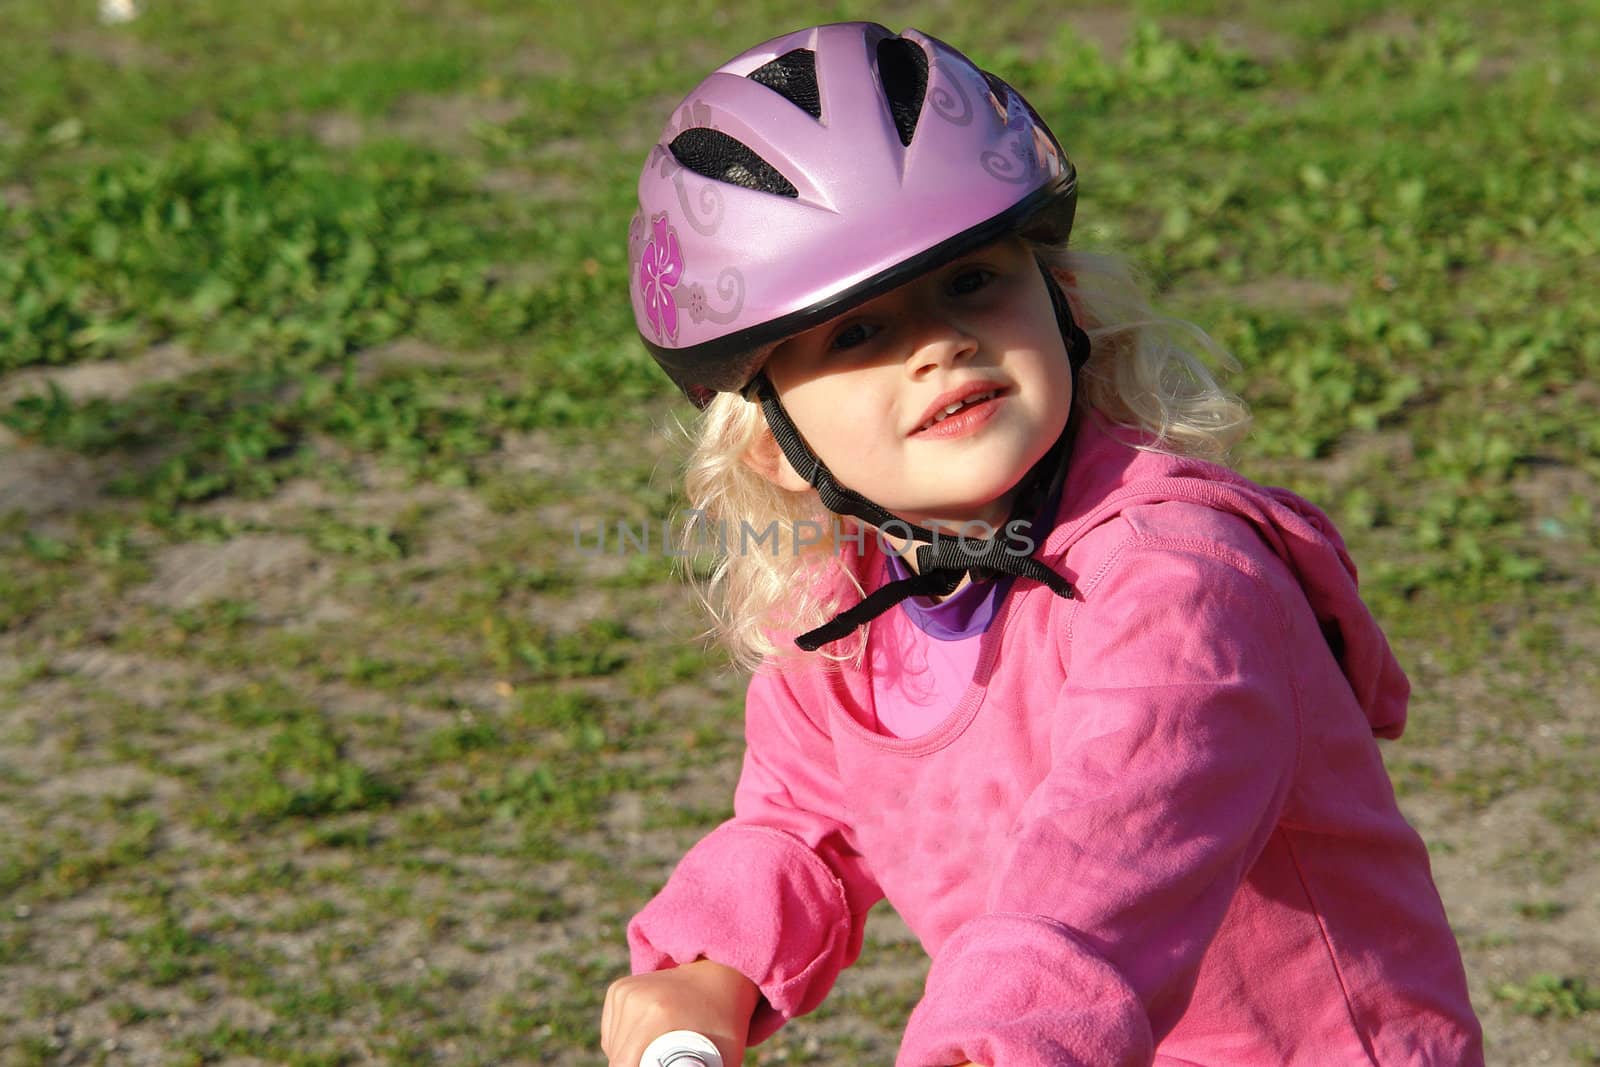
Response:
[492,126,596,205]
[310,93,524,154]
[620,93,682,157]
[386,93,524,154]
[183,486,491,647]
[499,42,575,79]
[49,646,219,709]
[1239,426,1415,501]
[0,342,206,406]
[202,451,474,518]
[482,256,559,292]
[478,165,584,204]
[50,27,173,70]
[1361,12,1425,42]
[1510,460,1599,578]
[29,759,172,808]
[1315,428,1415,487]
[199,472,378,524]
[0,440,104,516]
[1177,276,1355,313]
[308,111,365,150]
[498,428,592,480]
[350,337,459,383]
[138,534,328,614]
[1161,16,1297,64]
[1063,7,1136,59]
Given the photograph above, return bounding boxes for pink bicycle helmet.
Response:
[628,21,1079,408]
[629,22,1089,651]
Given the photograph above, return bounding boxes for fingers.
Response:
[599,980,625,1065]
[599,976,664,1067]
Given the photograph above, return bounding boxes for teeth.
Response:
[925,391,996,429]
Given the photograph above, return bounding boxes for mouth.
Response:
[912,386,1006,434]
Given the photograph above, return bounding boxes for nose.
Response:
[903,309,978,378]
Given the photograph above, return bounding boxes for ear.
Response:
[741,429,813,494]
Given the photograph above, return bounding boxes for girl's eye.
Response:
[949,267,994,296]
[830,322,880,351]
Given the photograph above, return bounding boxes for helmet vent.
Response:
[669,127,799,198]
[982,71,1013,116]
[876,37,929,147]
[748,49,821,119]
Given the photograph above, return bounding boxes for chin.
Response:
[906,500,1016,532]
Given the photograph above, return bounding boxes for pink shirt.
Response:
[629,411,1484,1066]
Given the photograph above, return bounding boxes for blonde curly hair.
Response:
[674,243,1251,672]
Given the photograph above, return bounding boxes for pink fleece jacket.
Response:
[629,411,1484,1066]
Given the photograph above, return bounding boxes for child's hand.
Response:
[601,958,760,1067]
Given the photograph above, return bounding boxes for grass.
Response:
[2,0,1598,1063]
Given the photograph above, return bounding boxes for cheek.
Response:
[787,381,884,460]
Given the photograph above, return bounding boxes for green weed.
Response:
[204,708,400,832]
[1495,974,1600,1021]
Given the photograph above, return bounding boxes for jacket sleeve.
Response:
[628,663,885,1044]
[898,532,1305,1067]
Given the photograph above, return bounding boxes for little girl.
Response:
[601,22,1483,1067]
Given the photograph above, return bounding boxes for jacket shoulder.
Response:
[1055,495,1284,598]
[1118,497,1283,560]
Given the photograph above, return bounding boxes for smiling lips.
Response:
[911,384,1007,437]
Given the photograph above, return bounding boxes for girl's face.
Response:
[754,237,1074,532]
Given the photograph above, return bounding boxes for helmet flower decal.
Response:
[639,213,685,341]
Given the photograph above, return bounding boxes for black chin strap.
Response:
[754,259,1092,653]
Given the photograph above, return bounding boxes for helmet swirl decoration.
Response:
[628,21,1079,408]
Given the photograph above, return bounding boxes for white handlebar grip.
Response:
[639,1029,725,1067]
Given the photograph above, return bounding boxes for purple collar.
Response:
[882,548,1012,640]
